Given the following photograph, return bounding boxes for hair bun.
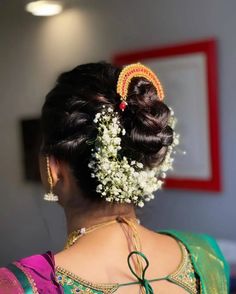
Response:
[121,77,174,168]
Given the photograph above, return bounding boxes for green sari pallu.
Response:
[162,230,230,294]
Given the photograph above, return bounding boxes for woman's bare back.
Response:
[55,223,196,293]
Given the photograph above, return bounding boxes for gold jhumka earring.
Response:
[43,156,59,202]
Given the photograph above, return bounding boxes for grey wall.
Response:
[0,0,235,266]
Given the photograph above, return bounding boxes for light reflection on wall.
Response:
[35,8,109,71]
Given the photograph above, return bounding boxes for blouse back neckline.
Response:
[55,240,198,294]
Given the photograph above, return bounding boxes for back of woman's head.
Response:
[41,62,174,202]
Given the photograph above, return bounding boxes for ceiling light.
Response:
[25,1,63,16]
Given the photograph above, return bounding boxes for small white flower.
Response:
[137,162,143,169]
[138,201,144,208]
[161,172,166,178]
[97,184,102,190]
[149,194,155,199]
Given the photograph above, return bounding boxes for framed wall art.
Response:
[113,39,221,192]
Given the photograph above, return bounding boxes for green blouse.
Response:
[55,230,229,294]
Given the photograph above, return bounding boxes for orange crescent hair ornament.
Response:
[117,63,165,111]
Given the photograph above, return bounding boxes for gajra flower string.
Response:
[88,106,179,207]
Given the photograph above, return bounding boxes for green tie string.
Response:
[127,251,154,294]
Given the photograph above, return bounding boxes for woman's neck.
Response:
[64,202,136,235]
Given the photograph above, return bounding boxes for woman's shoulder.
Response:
[160,229,230,294]
[0,251,62,293]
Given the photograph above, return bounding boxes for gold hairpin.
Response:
[117,63,165,111]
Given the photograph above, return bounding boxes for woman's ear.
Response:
[49,156,61,186]
[49,156,77,205]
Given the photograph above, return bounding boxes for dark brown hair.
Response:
[41,62,173,200]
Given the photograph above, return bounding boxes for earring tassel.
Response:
[44,192,58,202]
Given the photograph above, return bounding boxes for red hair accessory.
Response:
[117,63,165,111]
[119,101,128,111]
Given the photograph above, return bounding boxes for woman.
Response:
[0,62,229,293]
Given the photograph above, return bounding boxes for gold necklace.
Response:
[65,217,139,249]
[64,216,146,294]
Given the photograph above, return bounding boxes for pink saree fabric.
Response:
[0,252,63,293]
[0,267,24,294]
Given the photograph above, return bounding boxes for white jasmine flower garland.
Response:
[88,106,179,207]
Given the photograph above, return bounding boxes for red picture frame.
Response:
[113,39,221,192]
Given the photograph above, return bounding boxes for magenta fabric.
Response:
[18,251,63,293]
[0,252,63,294]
